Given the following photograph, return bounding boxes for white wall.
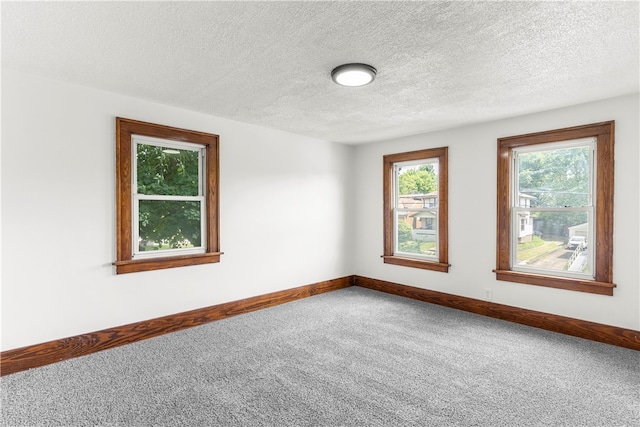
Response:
[353,94,640,331]
[2,69,637,353]
[1,69,353,351]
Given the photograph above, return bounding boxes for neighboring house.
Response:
[518,194,534,243]
[398,192,533,243]
[398,193,438,242]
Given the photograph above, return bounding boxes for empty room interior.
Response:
[1,1,639,426]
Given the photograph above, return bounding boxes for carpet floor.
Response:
[1,286,639,426]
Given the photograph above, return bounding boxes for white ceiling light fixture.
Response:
[331,63,377,87]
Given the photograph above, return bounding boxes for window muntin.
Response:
[511,138,595,280]
[383,147,449,272]
[494,121,614,295]
[132,136,206,260]
[114,117,221,274]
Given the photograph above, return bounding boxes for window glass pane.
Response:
[518,145,590,208]
[137,144,200,196]
[394,159,439,259]
[395,161,438,201]
[395,211,437,257]
[515,210,590,275]
[138,200,202,251]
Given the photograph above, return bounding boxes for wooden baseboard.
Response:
[355,275,640,351]
[0,276,354,376]
[3,274,637,376]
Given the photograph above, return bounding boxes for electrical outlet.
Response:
[484,288,493,301]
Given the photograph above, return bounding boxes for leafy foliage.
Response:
[136,144,202,250]
[398,164,436,195]
[397,221,413,242]
[398,240,422,254]
[396,164,437,254]
[518,145,590,208]
[137,145,199,196]
[138,201,201,249]
[518,145,591,233]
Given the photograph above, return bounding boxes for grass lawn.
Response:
[420,241,436,253]
[517,236,564,261]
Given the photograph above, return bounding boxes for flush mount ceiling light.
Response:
[331,63,377,87]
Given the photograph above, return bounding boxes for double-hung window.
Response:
[133,136,206,259]
[115,118,221,274]
[383,147,449,272]
[495,121,614,295]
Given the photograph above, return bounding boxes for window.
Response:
[383,147,449,272]
[495,121,614,295]
[114,118,221,274]
[133,137,205,259]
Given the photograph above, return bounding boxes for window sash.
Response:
[510,139,595,279]
[512,138,595,209]
[132,196,207,259]
[392,158,439,261]
[132,135,204,197]
[393,208,439,260]
[131,137,207,260]
[510,206,594,280]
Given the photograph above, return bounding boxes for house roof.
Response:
[568,223,588,231]
[405,192,438,200]
[398,194,437,209]
[410,211,437,219]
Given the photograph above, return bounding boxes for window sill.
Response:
[383,255,450,272]
[493,269,615,296]
[114,252,223,274]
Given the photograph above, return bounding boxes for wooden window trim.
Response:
[494,121,615,295]
[383,147,449,272]
[114,118,222,274]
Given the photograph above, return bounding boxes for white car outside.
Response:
[567,236,586,249]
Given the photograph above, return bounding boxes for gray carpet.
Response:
[1,287,639,426]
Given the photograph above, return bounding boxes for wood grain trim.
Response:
[115,117,132,262]
[437,147,449,266]
[594,122,614,284]
[205,131,221,254]
[496,142,511,271]
[115,117,221,274]
[383,146,449,272]
[495,121,615,294]
[382,256,450,272]
[497,121,615,147]
[0,276,354,376]
[113,252,223,274]
[494,269,614,296]
[355,275,639,351]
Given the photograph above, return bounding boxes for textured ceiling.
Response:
[2,1,638,144]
